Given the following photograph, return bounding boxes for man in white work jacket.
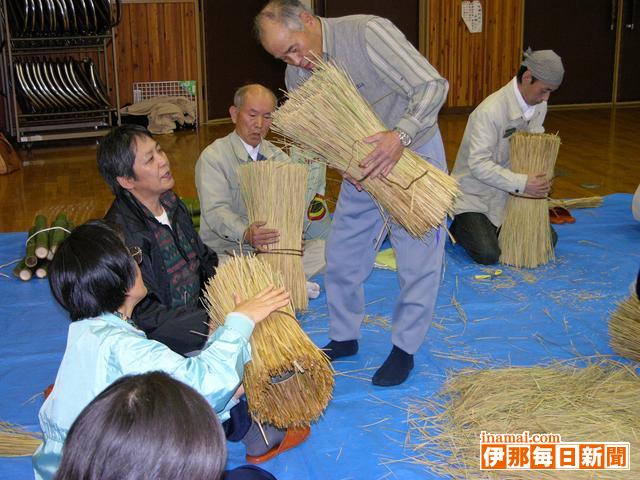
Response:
[450,49,564,264]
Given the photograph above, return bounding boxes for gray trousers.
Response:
[324,131,447,354]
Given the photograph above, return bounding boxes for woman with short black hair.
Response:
[34,220,289,480]
[48,219,139,321]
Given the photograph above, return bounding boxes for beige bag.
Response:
[0,133,20,174]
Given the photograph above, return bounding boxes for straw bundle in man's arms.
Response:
[271,58,459,238]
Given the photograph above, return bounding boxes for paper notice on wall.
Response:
[462,0,483,33]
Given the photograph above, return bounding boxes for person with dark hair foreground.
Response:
[450,49,564,265]
[98,124,218,356]
[55,372,274,480]
[33,220,294,480]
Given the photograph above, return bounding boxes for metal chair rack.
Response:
[0,0,121,143]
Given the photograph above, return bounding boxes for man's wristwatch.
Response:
[394,128,412,147]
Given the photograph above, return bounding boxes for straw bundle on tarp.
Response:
[239,161,308,311]
[549,196,603,209]
[406,360,640,479]
[270,57,459,238]
[609,295,640,362]
[0,422,41,457]
[499,132,561,268]
[204,255,333,428]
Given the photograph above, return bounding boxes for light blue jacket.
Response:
[33,311,254,480]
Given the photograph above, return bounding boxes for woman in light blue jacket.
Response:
[33,220,289,480]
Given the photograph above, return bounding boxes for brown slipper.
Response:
[549,207,565,224]
[44,383,54,399]
[552,206,576,224]
[245,425,311,464]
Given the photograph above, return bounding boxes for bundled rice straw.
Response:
[239,161,308,311]
[271,57,459,238]
[406,359,640,479]
[204,255,333,428]
[609,295,640,362]
[0,422,42,457]
[549,196,603,209]
[499,132,561,268]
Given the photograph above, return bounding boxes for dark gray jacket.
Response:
[105,190,218,355]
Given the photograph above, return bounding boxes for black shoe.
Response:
[372,346,414,386]
[322,340,358,361]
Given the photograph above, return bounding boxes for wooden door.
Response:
[523,0,617,105]
[202,0,286,121]
[315,0,421,49]
[617,0,640,102]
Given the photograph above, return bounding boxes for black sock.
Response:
[372,345,414,386]
[322,339,358,361]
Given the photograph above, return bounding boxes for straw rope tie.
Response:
[382,169,432,191]
[256,248,303,257]
[24,226,71,246]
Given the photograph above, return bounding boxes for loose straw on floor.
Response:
[499,132,561,268]
[204,255,334,428]
[549,196,603,209]
[406,359,640,479]
[609,295,640,362]
[271,57,459,238]
[239,161,308,311]
[0,422,42,457]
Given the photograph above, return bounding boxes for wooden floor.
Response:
[1,107,638,232]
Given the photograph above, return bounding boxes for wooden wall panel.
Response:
[483,0,523,100]
[427,0,483,107]
[112,1,199,106]
[427,0,523,108]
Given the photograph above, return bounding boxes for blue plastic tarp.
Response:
[1,193,638,479]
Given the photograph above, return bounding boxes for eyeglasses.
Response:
[128,246,143,265]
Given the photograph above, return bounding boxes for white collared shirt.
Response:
[239,137,262,161]
[512,77,536,120]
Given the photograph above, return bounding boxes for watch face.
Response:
[397,130,411,146]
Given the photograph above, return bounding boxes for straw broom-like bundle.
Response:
[270,57,459,238]
[406,359,640,479]
[0,422,41,457]
[499,132,561,268]
[204,254,334,428]
[609,295,640,362]
[239,161,308,311]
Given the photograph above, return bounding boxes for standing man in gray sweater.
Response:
[255,0,449,386]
